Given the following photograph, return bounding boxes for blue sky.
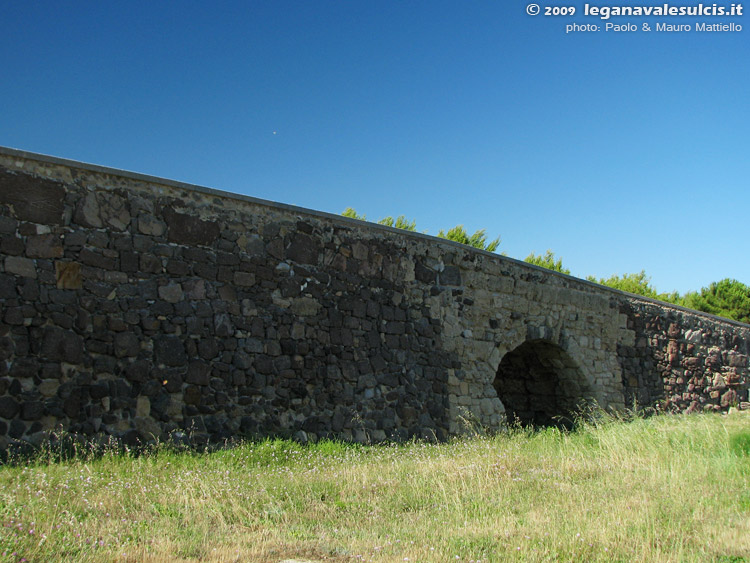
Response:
[2,1,748,294]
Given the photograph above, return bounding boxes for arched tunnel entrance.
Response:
[493,339,592,427]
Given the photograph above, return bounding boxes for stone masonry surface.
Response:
[0,147,748,448]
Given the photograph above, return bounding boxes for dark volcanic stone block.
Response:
[415,261,436,284]
[163,205,219,247]
[0,396,20,418]
[9,358,40,379]
[114,332,140,358]
[0,215,18,234]
[440,266,461,286]
[0,274,17,299]
[90,382,110,400]
[9,419,26,438]
[154,336,187,367]
[21,401,44,421]
[186,361,211,385]
[26,234,63,259]
[79,248,116,270]
[1,236,24,256]
[287,233,321,265]
[41,327,84,363]
[0,168,66,225]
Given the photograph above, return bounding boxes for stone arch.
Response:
[493,339,593,427]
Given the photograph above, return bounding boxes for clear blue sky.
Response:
[2,1,747,294]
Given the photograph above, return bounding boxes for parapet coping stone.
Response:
[1,145,748,330]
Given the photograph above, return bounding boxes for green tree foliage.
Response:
[524,250,570,275]
[680,279,750,324]
[586,271,682,305]
[342,209,499,251]
[437,225,500,252]
[658,291,683,305]
[342,207,366,221]
[586,270,660,299]
[586,272,750,323]
[377,215,417,231]
[342,209,417,232]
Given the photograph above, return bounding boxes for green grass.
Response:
[0,412,748,562]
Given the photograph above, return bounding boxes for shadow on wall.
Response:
[493,339,594,428]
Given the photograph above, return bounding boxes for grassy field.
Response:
[0,411,748,562]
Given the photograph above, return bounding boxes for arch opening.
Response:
[493,339,590,428]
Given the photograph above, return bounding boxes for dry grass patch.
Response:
[0,412,748,562]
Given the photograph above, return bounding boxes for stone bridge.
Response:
[0,147,748,447]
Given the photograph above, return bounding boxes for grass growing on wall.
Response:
[0,412,749,562]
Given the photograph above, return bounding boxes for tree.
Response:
[342,207,366,221]
[342,209,417,231]
[342,209,500,252]
[586,270,659,299]
[680,279,750,324]
[437,225,500,252]
[378,215,417,231]
[524,250,570,274]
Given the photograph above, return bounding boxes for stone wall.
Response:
[618,299,750,413]
[0,147,748,448]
